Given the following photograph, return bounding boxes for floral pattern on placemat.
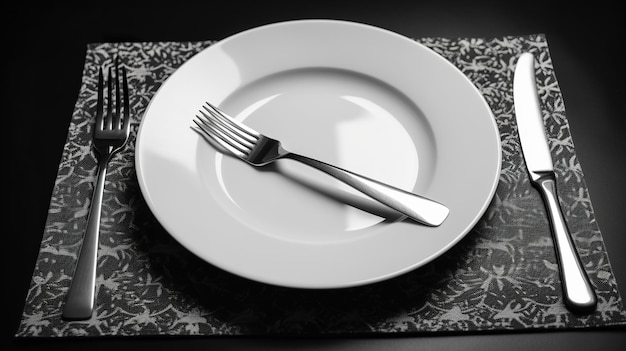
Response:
[16,35,626,337]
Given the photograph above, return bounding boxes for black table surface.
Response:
[5,1,625,350]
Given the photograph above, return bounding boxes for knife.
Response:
[513,52,597,313]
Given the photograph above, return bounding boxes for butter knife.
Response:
[513,52,597,313]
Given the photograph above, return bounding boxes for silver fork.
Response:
[192,102,449,226]
[62,59,130,320]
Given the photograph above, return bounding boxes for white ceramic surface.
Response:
[135,20,502,288]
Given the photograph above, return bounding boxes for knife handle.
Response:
[534,173,597,313]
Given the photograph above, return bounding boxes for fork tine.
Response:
[195,112,252,153]
[113,58,121,130]
[203,102,259,141]
[95,67,105,130]
[121,64,130,135]
[105,65,113,130]
[193,118,248,158]
[199,109,256,150]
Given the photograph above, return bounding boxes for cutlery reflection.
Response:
[62,59,131,320]
[513,52,597,313]
[192,102,449,226]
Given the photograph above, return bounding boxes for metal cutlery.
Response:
[513,52,597,313]
[62,59,131,320]
[192,102,449,226]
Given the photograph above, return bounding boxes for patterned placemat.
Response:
[16,34,626,337]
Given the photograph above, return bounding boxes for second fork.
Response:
[62,59,130,320]
[194,102,450,226]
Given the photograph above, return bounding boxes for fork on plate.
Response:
[62,58,130,320]
[192,102,449,226]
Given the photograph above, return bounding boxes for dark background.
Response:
[5,1,625,350]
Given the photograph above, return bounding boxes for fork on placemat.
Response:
[62,58,130,320]
[192,102,449,226]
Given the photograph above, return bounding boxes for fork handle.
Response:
[285,153,449,226]
[62,156,109,320]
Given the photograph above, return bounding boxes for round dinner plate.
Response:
[135,20,501,288]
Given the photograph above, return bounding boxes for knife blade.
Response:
[513,52,597,313]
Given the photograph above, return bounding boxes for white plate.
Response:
[135,20,501,289]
